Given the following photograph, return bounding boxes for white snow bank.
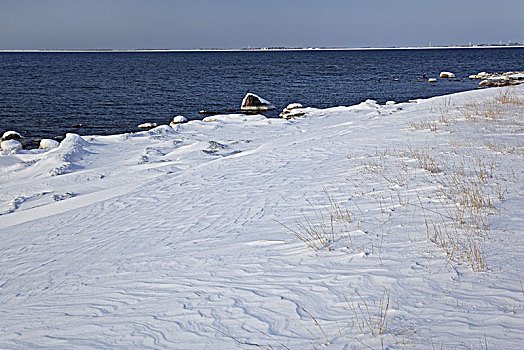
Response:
[0,85,523,349]
[33,133,92,176]
[148,124,177,135]
[202,113,267,123]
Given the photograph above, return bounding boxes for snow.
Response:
[1,86,523,349]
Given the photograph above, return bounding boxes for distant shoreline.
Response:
[1,45,523,53]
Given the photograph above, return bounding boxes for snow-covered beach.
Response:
[1,86,523,348]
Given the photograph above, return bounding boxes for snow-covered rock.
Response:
[148,125,177,135]
[241,93,275,112]
[198,110,220,115]
[280,109,306,119]
[478,79,517,87]
[138,122,157,129]
[39,139,60,149]
[469,72,488,79]
[440,71,455,78]
[280,103,305,118]
[285,103,303,110]
[170,116,188,127]
[1,139,23,151]
[509,73,524,80]
[1,131,26,148]
[469,71,524,86]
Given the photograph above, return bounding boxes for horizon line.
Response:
[1,44,524,53]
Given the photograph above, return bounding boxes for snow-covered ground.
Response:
[1,86,523,349]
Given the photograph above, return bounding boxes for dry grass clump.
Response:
[347,290,395,337]
[360,147,413,188]
[495,88,524,106]
[404,89,522,270]
[460,100,504,123]
[482,138,524,156]
[418,99,521,270]
[408,120,438,132]
[409,148,441,174]
[277,190,353,251]
[458,89,524,128]
[346,289,419,346]
[211,289,418,349]
[417,152,505,271]
[422,204,487,272]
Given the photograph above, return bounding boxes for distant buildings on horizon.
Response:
[2,42,523,52]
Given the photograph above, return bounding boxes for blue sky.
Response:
[1,0,523,49]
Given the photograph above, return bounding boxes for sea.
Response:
[1,48,523,145]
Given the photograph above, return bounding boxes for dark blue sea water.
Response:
[1,48,523,143]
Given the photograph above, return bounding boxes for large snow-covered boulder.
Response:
[440,72,455,78]
[39,139,60,149]
[1,131,26,148]
[241,93,275,112]
[1,139,23,151]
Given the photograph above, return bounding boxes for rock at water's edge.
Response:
[241,93,275,112]
[39,139,60,149]
[280,102,306,118]
[138,122,157,129]
[440,72,456,78]
[1,131,26,148]
[285,103,303,111]
[1,139,23,151]
[170,115,188,127]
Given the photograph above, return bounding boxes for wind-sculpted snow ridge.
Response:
[0,87,523,349]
